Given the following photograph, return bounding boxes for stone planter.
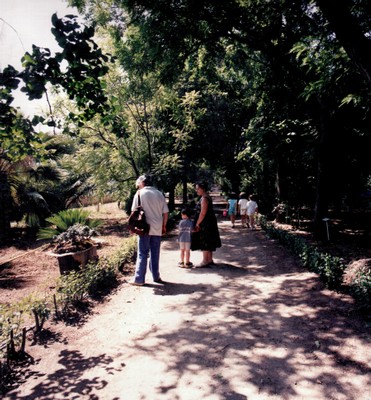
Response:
[47,245,98,275]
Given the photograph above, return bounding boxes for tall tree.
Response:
[0,14,111,243]
[98,0,370,233]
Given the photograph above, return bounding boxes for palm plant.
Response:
[10,159,62,228]
[5,134,98,236]
[37,208,102,240]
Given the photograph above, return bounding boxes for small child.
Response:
[177,208,193,268]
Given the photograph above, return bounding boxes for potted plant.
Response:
[47,223,99,274]
[38,208,102,275]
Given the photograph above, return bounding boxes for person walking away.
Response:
[247,194,259,230]
[131,174,169,285]
[191,181,222,267]
[177,208,193,268]
[238,192,249,228]
[227,192,238,228]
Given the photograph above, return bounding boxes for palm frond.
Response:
[37,208,102,239]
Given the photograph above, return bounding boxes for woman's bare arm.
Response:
[196,196,208,227]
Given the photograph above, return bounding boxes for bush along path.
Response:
[4,221,370,400]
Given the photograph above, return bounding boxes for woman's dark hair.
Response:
[195,181,209,191]
[239,192,247,199]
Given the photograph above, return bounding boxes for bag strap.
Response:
[137,190,141,206]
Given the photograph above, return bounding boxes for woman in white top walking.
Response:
[238,192,249,228]
[246,194,259,230]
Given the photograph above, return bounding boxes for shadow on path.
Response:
[143,222,370,399]
[5,221,370,400]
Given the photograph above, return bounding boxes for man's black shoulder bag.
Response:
[128,192,150,236]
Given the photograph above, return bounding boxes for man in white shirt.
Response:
[131,174,169,285]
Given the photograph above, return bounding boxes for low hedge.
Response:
[260,216,370,311]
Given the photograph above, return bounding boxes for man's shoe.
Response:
[154,278,166,284]
[130,281,144,286]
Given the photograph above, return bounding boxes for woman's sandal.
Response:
[194,261,210,268]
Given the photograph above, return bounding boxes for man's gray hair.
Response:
[136,174,152,187]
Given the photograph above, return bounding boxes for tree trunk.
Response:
[167,185,175,212]
[275,169,281,200]
[182,177,188,206]
[0,171,12,245]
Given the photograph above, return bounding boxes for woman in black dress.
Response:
[191,182,221,267]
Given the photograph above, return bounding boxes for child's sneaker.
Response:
[185,262,193,268]
[178,262,185,268]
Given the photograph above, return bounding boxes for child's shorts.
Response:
[240,209,247,215]
[179,242,191,250]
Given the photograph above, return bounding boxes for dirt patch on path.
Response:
[4,221,371,400]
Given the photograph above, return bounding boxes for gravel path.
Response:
[5,221,370,400]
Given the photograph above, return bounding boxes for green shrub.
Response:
[348,266,371,311]
[37,208,102,239]
[0,306,24,359]
[56,270,90,307]
[56,235,137,308]
[17,295,51,334]
[107,235,137,272]
[56,263,118,308]
[30,300,50,333]
[260,217,346,290]
[84,261,118,296]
